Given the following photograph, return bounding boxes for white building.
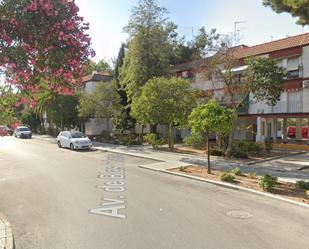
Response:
[174,33,309,145]
[81,71,113,136]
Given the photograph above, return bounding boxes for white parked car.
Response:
[14,126,32,139]
[57,131,92,150]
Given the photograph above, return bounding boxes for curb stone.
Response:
[0,213,14,249]
[138,165,309,209]
[246,151,307,165]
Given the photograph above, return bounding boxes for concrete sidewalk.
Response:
[32,134,309,182]
[92,142,309,182]
[0,213,14,249]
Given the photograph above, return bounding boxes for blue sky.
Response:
[75,0,309,64]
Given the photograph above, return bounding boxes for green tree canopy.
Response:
[47,95,79,130]
[131,77,197,150]
[263,0,309,25]
[189,100,234,173]
[78,81,121,123]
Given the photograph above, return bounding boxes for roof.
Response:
[82,72,112,83]
[236,32,309,58]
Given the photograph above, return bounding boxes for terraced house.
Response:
[174,33,309,145]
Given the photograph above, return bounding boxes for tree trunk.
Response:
[168,124,174,151]
[225,112,238,158]
[206,134,211,174]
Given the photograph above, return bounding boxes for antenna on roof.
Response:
[234,21,245,46]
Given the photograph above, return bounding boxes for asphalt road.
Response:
[0,136,308,249]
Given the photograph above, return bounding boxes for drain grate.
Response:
[226,210,253,219]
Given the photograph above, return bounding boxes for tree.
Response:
[263,0,309,25]
[120,0,172,101]
[0,85,18,125]
[189,100,233,173]
[86,59,112,75]
[131,77,197,151]
[0,0,95,102]
[47,95,79,130]
[113,43,136,134]
[207,44,285,157]
[21,111,41,132]
[78,81,121,135]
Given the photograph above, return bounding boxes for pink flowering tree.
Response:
[0,0,95,108]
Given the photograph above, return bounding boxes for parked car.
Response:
[57,131,92,150]
[0,125,13,136]
[14,126,32,139]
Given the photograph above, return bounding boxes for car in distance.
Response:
[57,131,92,150]
[0,125,13,136]
[14,126,32,139]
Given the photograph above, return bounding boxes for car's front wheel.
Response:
[70,143,74,150]
[57,141,62,148]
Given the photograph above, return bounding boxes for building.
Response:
[81,71,113,136]
[174,33,309,145]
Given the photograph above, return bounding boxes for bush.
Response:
[249,172,257,179]
[220,172,235,182]
[144,133,165,149]
[233,151,248,159]
[265,137,274,153]
[238,141,262,153]
[210,148,224,156]
[183,133,206,149]
[259,174,278,192]
[306,190,309,199]
[295,180,309,190]
[178,166,187,172]
[231,167,242,176]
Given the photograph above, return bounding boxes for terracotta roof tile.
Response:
[236,32,309,58]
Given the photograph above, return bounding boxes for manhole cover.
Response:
[226,210,253,219]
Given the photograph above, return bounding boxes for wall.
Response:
[85,118,112,136]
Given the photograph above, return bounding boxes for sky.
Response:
[74,0,309,64]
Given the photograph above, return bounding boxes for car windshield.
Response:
[19,128,29,131]
[71,132,86,138]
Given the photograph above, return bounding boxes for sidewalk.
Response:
[31,134,309,182]
[92,142,309,183]
[0,213,14,249]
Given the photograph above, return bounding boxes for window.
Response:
[287,56,300,79]
[287,69,299,79]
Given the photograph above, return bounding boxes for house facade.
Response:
[81,71,113,136]
[174,33,309,145]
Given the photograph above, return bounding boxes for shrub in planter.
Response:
[259,174,278,192]
[295,180,309,190]
[220,172,235,182]
[231,167,242,176]
[249,172,257,179]
[183,133,206,149]
[264,137,274,153]
[178,166,187,172]
[144,133,165,149]
[233,151,248,159]
[210,148,224,156]
[238,141,262,153]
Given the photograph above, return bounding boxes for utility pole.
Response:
[234,21,245,46]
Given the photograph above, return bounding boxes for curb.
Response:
[93,146,163,162]
[0,213,14,249]
[246,151,307,165]
[138,165,309,209]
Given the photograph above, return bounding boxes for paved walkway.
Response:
[31,135,309,182]
[92,142,309,183]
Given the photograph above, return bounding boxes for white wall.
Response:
[85,118,112,136]
[302,46,309,78]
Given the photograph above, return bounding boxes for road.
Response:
[0,136,308,249]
